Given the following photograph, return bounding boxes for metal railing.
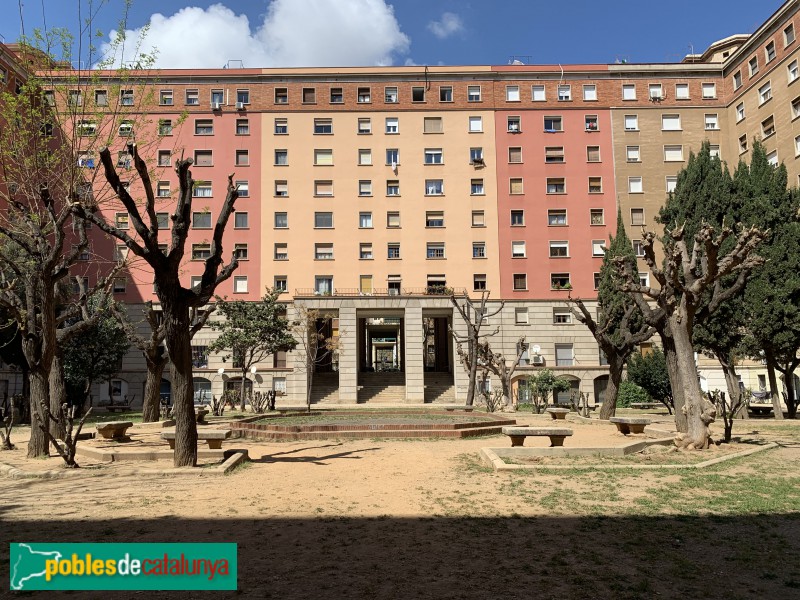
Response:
[294,287,468,298]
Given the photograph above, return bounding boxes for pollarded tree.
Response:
[617,224,766,449]
[468,337,526,410]
[209,289,297,411]
[569,209,654,419]
[73,146,240,467]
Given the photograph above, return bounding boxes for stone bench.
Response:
[546,407,570,420]
[609,417,651,435]
[161,429,231,450]
[95,421,134,440]
[501,426,573,447]
[630,402,661,410]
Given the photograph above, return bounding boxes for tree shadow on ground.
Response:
[251,443,382,465]
[3,513,799,599]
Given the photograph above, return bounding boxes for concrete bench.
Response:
[501,426,573,447]
[95,421,134,440]
[161,429,231,450]
[609,417,651,435]
[630,402,661,410]
[546,407,570,420]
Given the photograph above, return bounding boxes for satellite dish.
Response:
[532,345,541,355]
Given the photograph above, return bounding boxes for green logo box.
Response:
[10,542,237,591]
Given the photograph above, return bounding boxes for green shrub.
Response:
[617,380,651,408]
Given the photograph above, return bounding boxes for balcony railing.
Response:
[294,287,468,298]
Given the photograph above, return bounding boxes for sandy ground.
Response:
[1,413,799,599]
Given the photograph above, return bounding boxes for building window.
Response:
[314,181,333,197]
[513,274,527,291]
[583,84,597,101]
[551,274,571,291]
[115,213,129,230]
[194,150,213,167]
[358,180,372,197]
[387,212,401,228]
[234,212,249,229]
[113,278,126,294]
[159,90,173,105]
[796,135,800,157]
[236,90,249,105]
[767,150,778,167]
[506,85,520,101]
[357,87,371,103]
[583,115,598,131]
[314,212,333,228]
[766,40,776,63]
[509,178,524,195]
[425,179,444,195]
[590,209,604,225]
[648,83,663,99]
[749,56,759,76]
[736,102,745,122]
[507,116,521,132]
[789,60,800,84]
[211,89,224,106]
[622,84,636,100]
[701,83,716,98]
[274,88,288,104]
[233,276,248,294]
[739,134,748,154]
[314,277,333,295]
[468,116,483,132]
[545,147,565,163]
[588,177,602,193]
[275,150,288,165]
[423,117,443,134]
[314,149,334,166]
[675,83,689,99]
[532,84,546,101]
[93,90,106,106]
[359,149,372,165]
[632,240,645,257]
[385,117,399,134]
[120,89,134,106]
[626,146,640,162]
[274,244,288,260]
[511,210,524,226]
[508,147,522,163]
[512,241,527,258]
[315,244,334,260]
[472,242,486,259]
[274,212,288,228]
[424,148,443,164]
[235,150,249,166]
[468,85,481,102]
[360,243,373,260]
[384,86,398,103]
[387,243,400,259]
[557,84,571,101]
[314,118,333,134]
[156,213,169,229]
[548,209,567,226]
[69,90,83,106]
[157,181,170,198]
[759,82,772,104]
[236,119,249,135]
[624,114,638,131]
[275,181,288,197]
[786,23,796,46]
[235,181,249,197]
[543,116,562,132]
[664,145,684,162]
[666,176,678,193]
[515,308,529,324]
[386,148,400,166]
[195,119,213,135]
[472,211,485,227]
[471,179,484,195]
[302,87,316,104]
[192,243,211,260]
[662,114,681,130]
[193,180,212,197]
[326,87,343,104]
[762,115,775,138]
[546,178,565,194]
[274,119,288,134]
[412,87,425,102]
[192,212,212,229]
[628,176,643,194]
[184,89,198,105]
[587,146,600,162]
[473,274,487,291]
[426,243,445,259]
[594,273,601,289]
[426,211,444,228]
[793,96,800,119]
[549,241,568,258]
[386,180,400,196]
[631,208,645,226]
[555,343,574,366]
[553,307,572,325]
[359,212,373,228]
[357,118,372,134]
[704,114,718,130]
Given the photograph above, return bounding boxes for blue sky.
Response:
[0,0,784,68]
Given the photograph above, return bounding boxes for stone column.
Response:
[338,302,358,402]
[451,306,468,402]
[404,301,425,402]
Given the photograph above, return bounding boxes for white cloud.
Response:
[98,1,410,68]
[427,12,464,40]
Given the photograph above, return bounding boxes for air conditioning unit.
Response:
[388,288,400,296]
[236,101,245,110]
[532,355,545,366]
[212,102,222,110]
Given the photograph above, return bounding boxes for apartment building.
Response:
[1,0,799,406]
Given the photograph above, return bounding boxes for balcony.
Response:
[293,287,468,298]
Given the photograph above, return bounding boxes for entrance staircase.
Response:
[357,372,406,403]
[424,373,456,403]
[310,372,340,403]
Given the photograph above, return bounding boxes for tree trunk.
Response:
[465,338,477,406]
[142,356,167,422]
[19,363,31,424]
[765,351,784,420]
[48,350,67,440]
[161,297,197,467]
[719,357,747,420]
[27,369,49,458]
[599,355,624,420]
[660,328,687,432]
[670,316,714,449]
[240,369,248,411]
[500,378,512,410]
[776,364,798,419]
